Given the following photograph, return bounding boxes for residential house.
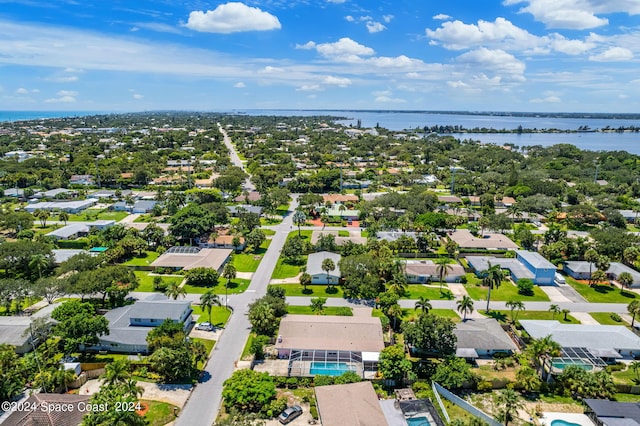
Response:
[584,399,640,426]
[150,246,232,272]
[275,315,384,379]
[46,220,115,241]
[69,174,95,185]
[563,261,640,287]
[454,318,518,359]
[310,231,367,246]
[2,394,91,426]
[25,199,98,214]
[234,191,262,203]
[33,188,77,199]
[93,294,192,353]
[438,195,463,204]
[466,250,556,285]
[377,231,418,243]
[322,193,359,205]
[198,233,246,250]
[449,230,519,250]
[52,249,87,264]
[227,204,263,217]
[132,200,158,214]
[307,251,341,285]
[324,206,360,220]
[0,304,57,354]
[404,260,465,284]
[3,188,25,198]
[315,382,388,426]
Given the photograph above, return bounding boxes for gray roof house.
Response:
[227,204,263,216]
[132,200,158,214]
[584,399,640,426]
[563,261,640,287]
[0,304,58,353]
[454,318,518,358]
[307,251,341,285]
[93,294,192,353]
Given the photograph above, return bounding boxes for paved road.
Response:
[218,123,255,192]
[175,195,298,426]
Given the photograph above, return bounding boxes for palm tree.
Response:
[435,257,454,294]
[34,209,49,228]
[628,300,640,327]
[561,308,571,321]
[548,304,561,320]
[103,359,130,386]
[200,290,222,322]
[310,297,327,315]
[414,296,432,315]
[165,281,186,300]
[222,262,237,305]
[505,300,525,323]
[456,295,475,321]
[584,248,599,284]
[631,360,640,382]
[386,303,403,331]
[292,210,306,237]
[387,272,408,297]
[321,258,336,289]
[58,211,69,225]
[300,272,312,293]
[528,335,561,381]
[29,254,50,279]
[483,262,504,313]
[618,272,634,293]
[495,388,524,426]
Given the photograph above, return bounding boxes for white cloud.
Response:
[133,22,182,34]
[296,84,321,92]
[185,2,281,34]
[366,21,386,33]
[16,88,29,94]
[447,80,469,88]
[323,76,351,87]
[503,0,640,29]
[530,95,561,103]
[57,90,78,97]
[382,15,394,23]
[302,37,375,60]
[44,94,76,103]
[589,46,634,61]
[133,93,144,99]
[345,15,354,22]
[550,34,596,55]
[433,14,451,20]
[234,82,246,88]
[327,0,346,3]
[457,48,526,82]
[375,95,406,103]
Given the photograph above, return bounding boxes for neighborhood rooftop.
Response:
[519,320,640,351]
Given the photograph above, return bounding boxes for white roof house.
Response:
[306,251,341,285]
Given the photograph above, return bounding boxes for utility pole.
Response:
[594,162,600,184]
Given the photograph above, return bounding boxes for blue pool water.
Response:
[406,417,431,426]
[309,362,356,376]
[551,420,581,426]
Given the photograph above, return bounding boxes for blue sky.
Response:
[0,0,639,112]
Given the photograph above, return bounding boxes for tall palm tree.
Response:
[200,290,222,322]
[58,211,69,225]
[414,296,432,315]
[300,272,312,293]
[387,272,408,297]
[548,304,561,320]
[629,300,640,327]
[292,210,306,237]
[456,295,475,321]
[103,359,130,386]
[165,282,186,300]
[435,257,453,294]
[321,258,336,289]
[222,262,237,305]
[584,248,599,283]
[34,209,49,228]
[29,254,50,279]
[483,262,504,313]
[495,388,524,426]
[505,300,525,323]
[618,272,634,293]
[528,335,561,380]
[386,303,404,332]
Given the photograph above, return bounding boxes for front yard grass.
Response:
[484,310,580,324]
[271,284,344,298]
[402,308,461,322]
[122,251,160,266]
[465,281,550,302]
[286,305,353,316]
[271,257,305,280]
[402,285,454,300]
[566,277,638,303]
[183,278,250,294]
[142,400,179,426]
[67,209,129,222]
[590,311,628,325]
[133,271,181,292]
[191,305,231,327]
[232,243,270,273]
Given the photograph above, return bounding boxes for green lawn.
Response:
[134,271,182,292]
[142,400,179,426]
[122,251,160,266]
[263,229,276,236]
[271,284,344,298]
[271,257,305,280]
[0,297,42,314]
[403,308,461,322]
[590,311,628,325]
[612,367,640,385]
[183,278,250,294]
[402,285,455,300]
[286,305,353,316]
[232,243,270,273]
[287,230,312,240]
[465,281,550,302]
[191,305,231,327]
[484,310,580,324]
[566,277,638,303]
[67,209,129,222]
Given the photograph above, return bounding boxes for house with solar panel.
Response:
[150,246,232,273]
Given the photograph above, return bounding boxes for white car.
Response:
[195,322,214,331]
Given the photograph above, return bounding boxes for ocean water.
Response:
[0,111,106,122]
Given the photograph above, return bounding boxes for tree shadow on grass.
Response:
[325,287,339,294]
[439,290,454,300]
[302,288,313,295]
[487,311,508,322]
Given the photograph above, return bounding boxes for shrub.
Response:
[309,404,318,419]
[335,307,353,316]
[459,275,468,284]
[264,396,288,418]
[313,375,334,387]
[152,276,168,291]
[606,362,625,372]
[273,376,287,388]
[610,313,622,322]
[517,279,534,296]
[286,377,298,389]
[476,381,493,392]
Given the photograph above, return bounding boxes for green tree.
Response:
[432,357,476,389]
[482,262,504,313]
[165,281,186,300]
[246,228,266,252]
[435,257,453,293]
[505,300,525,323]
[248,299,278,336]
[548,304,561,320]
[515,365,541,393]
[222,369,276,414]
[628,300,640,327]
[185,267,220,287]
[378,344,412,381]
[292,210,306,237]
[402,314,457,356]
[456,295,475,321]
[0,344,26,401]
[495,388,524,426]
[29,253,52,279]
[414,296,432,316]
[200,290,222,323]
[321,258,336,289]
[618,271,634,293]
[103,359,131,386]
[584,248,599,282]
[51,300,109,355]
[310,297,327,314]
[300,272,312,293]
[33,209,49,228]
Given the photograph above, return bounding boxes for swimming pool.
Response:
[309,361,356,376]
[551,360,593,371]
[406,417,431,426]
[550,420,581,426]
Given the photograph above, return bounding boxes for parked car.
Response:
[195,322,214,331]
[278,405,303,424]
